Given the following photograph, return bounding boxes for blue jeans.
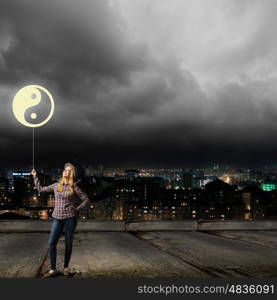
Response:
[48,217,77,270]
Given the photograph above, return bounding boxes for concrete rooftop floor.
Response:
[1,229,277,278]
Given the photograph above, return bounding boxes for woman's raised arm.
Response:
[32,169,56,193]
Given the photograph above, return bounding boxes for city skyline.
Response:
[1,0,277,168]
[1,164,277,221]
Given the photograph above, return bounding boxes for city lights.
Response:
[0,165,277,221]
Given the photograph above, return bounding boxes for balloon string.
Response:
[33,128,35,170]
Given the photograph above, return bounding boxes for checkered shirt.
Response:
[33,175,90,219]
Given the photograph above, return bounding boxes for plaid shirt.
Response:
[33,175,90,219]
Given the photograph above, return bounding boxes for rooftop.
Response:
[1,220,277,278]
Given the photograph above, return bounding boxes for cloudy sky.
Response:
[1,0,277,169]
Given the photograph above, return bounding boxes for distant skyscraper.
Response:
[242,186,265,219]
[13,172,34,208]
[183,172,193,189]
[0,177,12,208]
[124,169,139,181]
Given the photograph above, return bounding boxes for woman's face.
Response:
[63,166,72,178]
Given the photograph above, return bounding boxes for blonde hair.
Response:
[57,163,77,194]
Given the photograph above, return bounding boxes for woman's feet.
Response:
[43,269,58,278]
[63,268,70,276]
[64,267,78,277]
[43,268,75,278]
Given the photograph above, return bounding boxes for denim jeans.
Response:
[48,217,77,270]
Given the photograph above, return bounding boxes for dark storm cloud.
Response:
[0,0,143,92]
[1,0,277,168]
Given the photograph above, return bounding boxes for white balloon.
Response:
[12,85,55,128]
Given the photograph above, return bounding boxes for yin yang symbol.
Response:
[12,85,55,128]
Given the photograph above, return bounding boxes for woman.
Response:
[31,162,90,278]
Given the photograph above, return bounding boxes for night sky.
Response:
[1,0,277,169]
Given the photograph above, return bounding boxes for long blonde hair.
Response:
[57,165,76,194]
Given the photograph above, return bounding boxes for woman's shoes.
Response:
[63,268,70,276]
[43,268,73,277]
[43,270,58,278]
[64,267,78,277]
